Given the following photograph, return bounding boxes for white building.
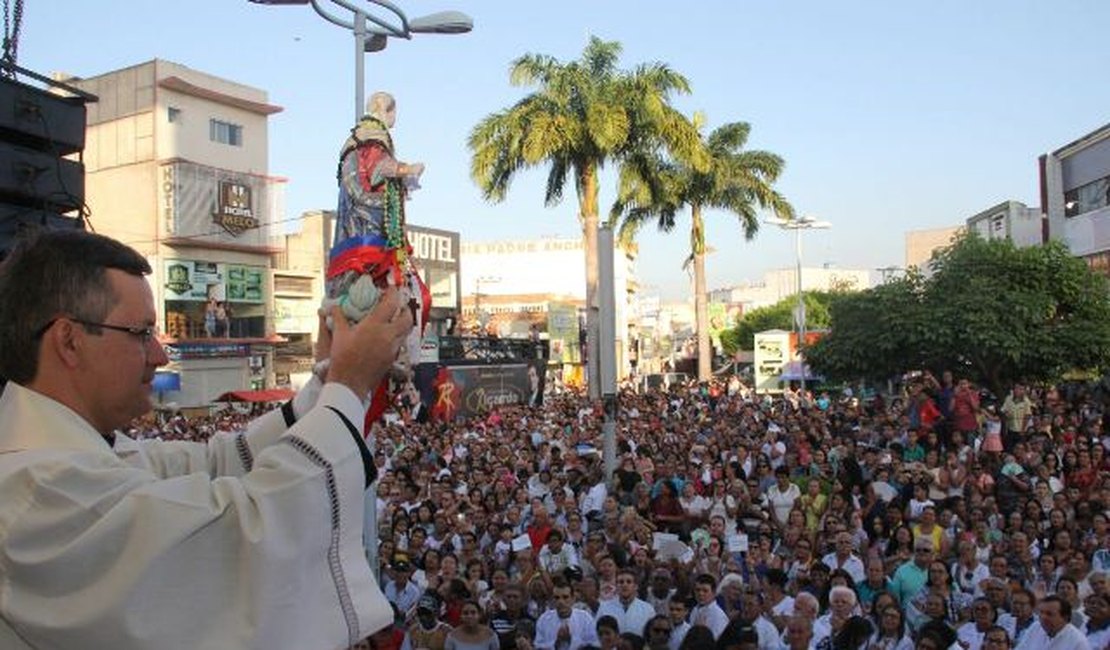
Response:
[708,266,872,312]
[1041,122,1110,275]
[965,200,1042,248]
[67,59,288,408]
[459,235,638,376]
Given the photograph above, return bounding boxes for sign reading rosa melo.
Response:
[213,180,258,236]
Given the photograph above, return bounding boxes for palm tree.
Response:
[610,115,794,381]
[469,36,706,398]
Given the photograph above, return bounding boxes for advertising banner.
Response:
[546,301,580,364]
[426,361,546,422]
[163,259,264,304]
[753,330,791,393]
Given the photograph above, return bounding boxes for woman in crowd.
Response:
[445,601,499,650]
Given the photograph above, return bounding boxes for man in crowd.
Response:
[533,579,598,650]
[689,573,729,639]
[595,568,655,635]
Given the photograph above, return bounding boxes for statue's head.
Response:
[368,92,396,128]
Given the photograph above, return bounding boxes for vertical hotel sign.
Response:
[161,164,175,234]
[214,181,258,236]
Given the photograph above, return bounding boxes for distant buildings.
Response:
[905,121,1110,278]
[709,266,873,312]
[459,236,637,378]
[66,59,289,408]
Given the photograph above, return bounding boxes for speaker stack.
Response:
[0,68,95,260]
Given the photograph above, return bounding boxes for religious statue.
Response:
[322,91,430,423]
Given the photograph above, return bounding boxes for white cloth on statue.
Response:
[0,378,392,650]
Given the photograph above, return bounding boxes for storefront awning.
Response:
[215,389,295,403]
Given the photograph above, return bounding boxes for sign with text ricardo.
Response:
[426,360,546,422]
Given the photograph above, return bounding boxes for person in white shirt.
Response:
[689,574,730,640]
[538,529,580,577]
[821,532,867,584]
[762,467,800,527]
[580,469,608,520]
[1017,595,1090,650]
[534,580,599,650]
[781,616,815,650]
[1001,587,1042,647]
[0,230,411,650]
[735,589,780,650]
[667,597,692,650]
[956,598,1000,650]
[1083,593,1110,650]
[383,559,423,620]
[595,569,656,635]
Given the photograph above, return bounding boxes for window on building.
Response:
[209,119,243,146]
[167,106,181,123]
[1064,175,1110,217]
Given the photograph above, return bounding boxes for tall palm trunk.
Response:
[579,165,601,399]
[692,204,711,381]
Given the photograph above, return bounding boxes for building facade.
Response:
[68,59,287,408]
[904,226,963,272]
[965,200,1042,249]
[1041,122,1110,276]
[459,236,637,379]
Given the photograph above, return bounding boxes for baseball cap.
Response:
[417,593,440,612]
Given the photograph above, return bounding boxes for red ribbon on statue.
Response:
[326,234,399,281]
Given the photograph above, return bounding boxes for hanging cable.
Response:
[1,0,24,79]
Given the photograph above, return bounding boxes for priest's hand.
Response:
[326,287,413,399]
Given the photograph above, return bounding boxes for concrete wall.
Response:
[905,226,962,271]
[154,61,271,174]
[84,161,159,257]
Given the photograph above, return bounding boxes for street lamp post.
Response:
[248,0,473,121]
[249,0,470,583]
[764,215,832,395]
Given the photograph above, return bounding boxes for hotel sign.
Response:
[214,181,257,236]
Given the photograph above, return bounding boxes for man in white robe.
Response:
[0,230,412,650]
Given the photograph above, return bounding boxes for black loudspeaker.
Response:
[0,69,94,259]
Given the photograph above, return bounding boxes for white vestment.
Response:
[0,379,392,650]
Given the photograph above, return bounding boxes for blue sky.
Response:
[21,1,1110,300]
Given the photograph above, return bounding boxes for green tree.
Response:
[469,36,706,397]
[725,291,835,354]
[807,234,1110,395]
[805,273,931,382]
[609,116,793,381]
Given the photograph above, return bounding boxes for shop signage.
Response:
[166,342,250,361]
[163,259,263,304]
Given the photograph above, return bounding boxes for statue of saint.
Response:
[325,91,430,423]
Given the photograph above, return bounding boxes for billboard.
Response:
[163,259,265,304]
[426,360,546,422]
[546,301,580,364]
[753,330,791,393]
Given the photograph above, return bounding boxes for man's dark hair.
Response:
[1042,594,1071,619]
[0,230,150,383]
[694,573,718,591]
[716,618,758,650]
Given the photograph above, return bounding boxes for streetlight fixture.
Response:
[763,215,832,394]
[248,0,473,120]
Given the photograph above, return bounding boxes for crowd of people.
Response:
[148,371,1110,650]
